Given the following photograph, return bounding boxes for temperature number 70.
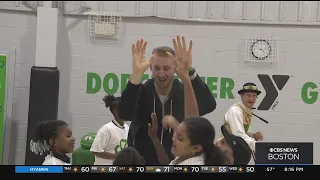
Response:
[136,167,145,172]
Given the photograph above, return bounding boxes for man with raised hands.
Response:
[118,36,216,165]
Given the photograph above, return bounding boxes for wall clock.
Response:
[251,40,271,59]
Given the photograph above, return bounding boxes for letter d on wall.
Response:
[87,72,101,94]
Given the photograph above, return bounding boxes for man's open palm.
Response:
[132,39,156,74]
[172,36,193,69]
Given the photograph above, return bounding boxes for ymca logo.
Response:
[257,74,290,110]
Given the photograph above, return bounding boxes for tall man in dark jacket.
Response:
[118,36,216,165]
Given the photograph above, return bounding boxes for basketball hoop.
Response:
[88,11,122,43]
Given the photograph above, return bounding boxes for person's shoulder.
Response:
[169,157,179,165]
[42,159,54,165]
[138,79,154,99]
[225,104,243,119]
[97,122,113,134]
[179,155,204,165]
[141,78,154,89]
[171,79,184,96]
[173,79,183,87]
[101,122,113,129]
[230,106,241,111]
[228,103,243,112]
[42,156,62,165]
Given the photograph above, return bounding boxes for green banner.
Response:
[0,55,6,163]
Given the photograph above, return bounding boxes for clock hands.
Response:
[252,40,270,59]
[259,43,266,53]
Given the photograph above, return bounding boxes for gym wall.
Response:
[0,1,319,164]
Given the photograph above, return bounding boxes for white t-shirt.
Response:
[169,154,205,165]
[42,155,71,165]
[90,120,129,165]
[158,95,168,104]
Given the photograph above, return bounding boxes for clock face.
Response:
[252,40,271,59]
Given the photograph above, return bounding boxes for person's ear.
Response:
[224,150,235,165]
[229,157,234,165]
[240,94,244,100]
[49,139,55,147]
[192,145,203,154]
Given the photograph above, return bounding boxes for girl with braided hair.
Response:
[30,120,75,165]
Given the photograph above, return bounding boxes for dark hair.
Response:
[152,46,175,57]
[113,147,145,165]
[102,95,120,115]
[183,117,229,165]
[34,120,68,148]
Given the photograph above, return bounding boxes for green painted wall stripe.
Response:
[0,55,6,163]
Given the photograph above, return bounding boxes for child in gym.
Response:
[149,115,229,165]
[30,120,75,165]
[113,147,145,165]
[90,95,129,165]
[147,54,228,165]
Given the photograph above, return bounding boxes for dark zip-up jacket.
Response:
[118,75,216,165]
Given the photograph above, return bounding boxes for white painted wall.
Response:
[3,1,320,25]
[34,1,320,25]
[0,10,37,164]
[66,16,320,164]
[0,1,319,164]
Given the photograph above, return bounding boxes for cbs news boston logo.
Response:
[255,143,313,165]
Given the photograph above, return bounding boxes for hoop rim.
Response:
[86,10,122,16]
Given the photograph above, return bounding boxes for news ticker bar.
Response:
[11,165,318,173]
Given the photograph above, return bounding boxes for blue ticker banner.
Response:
[15,166,63,173]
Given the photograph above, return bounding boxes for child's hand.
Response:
[148,113,158,139]
[162,115,179,130]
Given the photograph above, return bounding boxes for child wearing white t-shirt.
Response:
[90,95,129,165]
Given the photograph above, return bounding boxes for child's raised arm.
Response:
[148,113,170,165]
